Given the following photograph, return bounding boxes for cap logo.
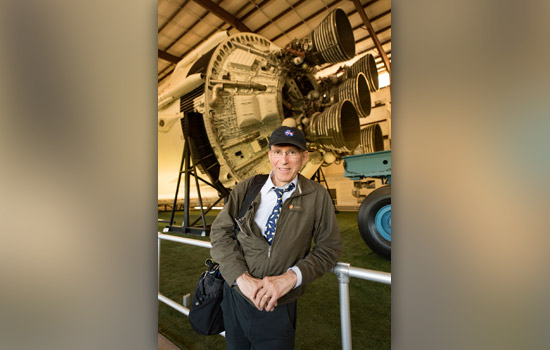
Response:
[284,129,294,136]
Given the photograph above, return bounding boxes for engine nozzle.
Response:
[306,99,360,152]
[304,8,356,65]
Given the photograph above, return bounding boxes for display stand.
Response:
[164,116,224,236]
[311,167,338,213]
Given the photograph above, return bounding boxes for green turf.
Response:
[158,210,390,349]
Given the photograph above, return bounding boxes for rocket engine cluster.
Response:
[158,8,381,197]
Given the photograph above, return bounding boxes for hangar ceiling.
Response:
[158,0,391,85]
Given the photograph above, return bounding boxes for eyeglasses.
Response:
[270,149,302,159]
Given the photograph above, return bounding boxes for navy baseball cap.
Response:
[268,126,306,150]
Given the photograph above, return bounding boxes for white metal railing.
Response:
[331,262,391,349]
[158,232,391,349]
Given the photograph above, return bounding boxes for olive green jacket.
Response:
[210,173,342,305]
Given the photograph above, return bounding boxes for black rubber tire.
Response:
[358,185,391,260]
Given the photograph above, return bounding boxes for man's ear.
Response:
[302,150,309,162]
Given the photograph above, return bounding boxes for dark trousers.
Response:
[221,282,297,350]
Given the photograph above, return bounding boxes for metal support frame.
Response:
[165,116,222,236]
[352,0,391,76]
[157,233,391,349]
[192,0,252,32]
[311,166,338,213]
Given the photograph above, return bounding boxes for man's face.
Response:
[268,145,309,187]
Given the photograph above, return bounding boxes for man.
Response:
[210,126,342,349]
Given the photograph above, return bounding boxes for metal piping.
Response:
[209,83,224,107]
[334,262,353,350]
[159,293,190,316]
[232,41,270,58]
[332,261,391,284]
[157,233,213,249]
[208,80,267,107]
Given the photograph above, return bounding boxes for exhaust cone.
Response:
[336,72,371,118]
[308,8,355,64]
[306,100,360,152]
[360,123,384,153]
[350,53,379,92]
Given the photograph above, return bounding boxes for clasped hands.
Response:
[236,270,297,312]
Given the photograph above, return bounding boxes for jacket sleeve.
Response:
[209,179,250,286]
[295,185,343,286]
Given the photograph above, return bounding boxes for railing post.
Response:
[158,237,161,289]
[334,262,352,350]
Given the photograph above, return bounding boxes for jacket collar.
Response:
[291,173,316,197]
[263,171,299,194]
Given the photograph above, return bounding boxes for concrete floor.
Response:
[158,333,180,350]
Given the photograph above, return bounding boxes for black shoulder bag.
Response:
[188,174,268,335]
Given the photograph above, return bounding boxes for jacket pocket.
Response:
[237,230,271,278]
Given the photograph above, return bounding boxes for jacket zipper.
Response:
[268,245,272,258]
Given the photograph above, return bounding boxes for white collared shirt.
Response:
[253,172,298,232]
[253,171,303,288]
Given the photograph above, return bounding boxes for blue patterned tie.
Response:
[263,182,295,245]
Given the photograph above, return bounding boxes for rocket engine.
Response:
[158,8,380,198]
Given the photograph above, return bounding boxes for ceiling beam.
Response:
[355,24,391,45]
[158,49,180,64]
[160,0,256,65]
[352,9,391,34]
[192,0,252,32]
[357,38,392,57]
[352,0,391,74]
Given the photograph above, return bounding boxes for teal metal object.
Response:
[345,150,392,259]
[375,204,391,242]
[343,150,391,181]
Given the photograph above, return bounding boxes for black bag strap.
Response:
[238,174,268,219]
